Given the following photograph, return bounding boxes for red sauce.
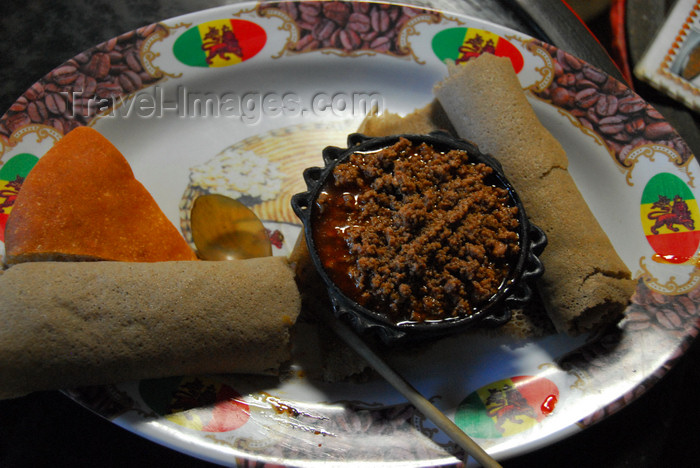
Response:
[312,138,520,324]
[541,394,558,415]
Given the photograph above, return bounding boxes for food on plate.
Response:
[357,104,444,141]
[312,137,521,324]
[356,54,636,336]
[0,257,301,400]
[4,126,197,264]
[289,232,377,382]
[357,100,454,136]
[433,53,636,335]
[356,113,554,340]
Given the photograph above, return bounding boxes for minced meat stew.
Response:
[312,137,520,323]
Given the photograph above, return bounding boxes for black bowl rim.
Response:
[291,132,546,344]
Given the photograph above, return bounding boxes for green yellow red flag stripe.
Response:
[0,152,38,241]
[455,375,558,439]
[432,27,524,73]
[173,19,266,68]
[640,172,700,264]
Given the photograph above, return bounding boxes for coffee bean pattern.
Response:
[560,279,700,426]
[626,281,700,336]
[0,23,166,138]
[533,40,693,166]
[577,332,695,427]
[531,42,699,415]
[258,1,440,56]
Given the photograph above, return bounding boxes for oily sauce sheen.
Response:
[312,138,520,324]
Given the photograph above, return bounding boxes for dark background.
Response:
[0,1,698,466]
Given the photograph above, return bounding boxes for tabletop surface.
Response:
[0,1,698,467]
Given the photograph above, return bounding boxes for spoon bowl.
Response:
[190,194,272,260]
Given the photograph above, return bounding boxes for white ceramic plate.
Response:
[1,2,699,466]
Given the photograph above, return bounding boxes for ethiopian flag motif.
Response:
[140,376,250,432]
[173,19,266,68]
[455,375,558,439]
[432,27,524,73]
[641,172,700,264]
[0,153,38,242]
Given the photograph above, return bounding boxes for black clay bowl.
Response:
[291,132,546,345]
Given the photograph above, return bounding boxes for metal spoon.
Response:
[190,194,271,260]
[189,194,501,468]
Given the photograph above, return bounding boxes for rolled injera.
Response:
[0,257,300,399]
[433,54,636,335]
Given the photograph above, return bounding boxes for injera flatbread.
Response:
[0,257,300,399]
[433,54,636,335]
[357,100,455,136]
[289,230,379,382]
[4,126,197,264]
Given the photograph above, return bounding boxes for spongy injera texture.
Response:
[0,257,300,399]
[434,54,636,335]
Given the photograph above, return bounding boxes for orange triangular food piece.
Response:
[4,126,197,264]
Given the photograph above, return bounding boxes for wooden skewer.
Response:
[318,308,502,468]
